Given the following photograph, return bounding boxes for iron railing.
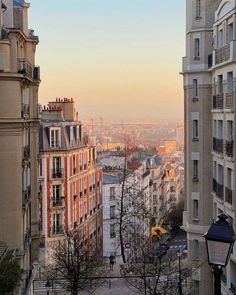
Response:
[51,169,63,179]
[213,137,223,154]
[213,94,223,109]
[225,187,233,205]
[225,140,234,157]
[215,44,230,64]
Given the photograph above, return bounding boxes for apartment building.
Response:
[101,154,151,261]
[39,98,103,262]
[183,0,236,294]
[0,0,40,292]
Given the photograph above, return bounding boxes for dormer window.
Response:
[50,128,61,148]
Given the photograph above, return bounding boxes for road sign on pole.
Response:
[124,242,131,251]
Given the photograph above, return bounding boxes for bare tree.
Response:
[48,231,105,295]
[120,231,200,295]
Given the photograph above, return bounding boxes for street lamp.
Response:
[203,214,236,295]
[45,280,51,295]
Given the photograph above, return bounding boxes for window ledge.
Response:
[192,97,199,102]
[195,16,201,20]
[192,218,199,222]
[192,137,199,142]
[192,177,199,182]
[194,57,200,61]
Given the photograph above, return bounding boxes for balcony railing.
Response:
[212,179,224,199]
[51,169,63,179]
[18,59,33,78]
[22,186,31,208]
[21,103,29,118]
[51,197,65,208]
[225,140,234,157]
[225,187,233,205]
[215,44,230,64]
[213,137,223,154]
[225,92,234,109]
[51,225,64,235]
[23,145,30,160]
[213,94,223,109]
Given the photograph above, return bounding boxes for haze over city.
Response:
[28,0,185,120]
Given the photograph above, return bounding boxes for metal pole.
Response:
[213,265,222,295]
[177,251,183,295]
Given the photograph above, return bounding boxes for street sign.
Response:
[124,242,131,251]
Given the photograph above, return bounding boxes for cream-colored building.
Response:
[0,0,40,293]
[183,0,236,294]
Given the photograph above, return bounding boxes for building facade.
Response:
[39,98,103,263]
[182,0,236,294]
[0,0,40,292]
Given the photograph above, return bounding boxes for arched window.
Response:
[196,0,201,18]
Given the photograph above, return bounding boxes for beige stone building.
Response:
[0,0,40,292]
[183,0,236,294]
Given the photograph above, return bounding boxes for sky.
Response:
[28,0,186,121]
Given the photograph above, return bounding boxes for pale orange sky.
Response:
[29,0,185,120]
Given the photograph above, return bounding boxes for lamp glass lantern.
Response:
[203,214,236,267]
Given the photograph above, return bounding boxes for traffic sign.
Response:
[124,242,131,250]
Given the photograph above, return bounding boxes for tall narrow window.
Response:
[218,30,223,48]
[227,23,233,43]
[227,72,233,93]
[193,120,199,140]
[196,0,201,18]
[110,224,116,238]
[194,38,200,59]
[193,79,198,99]
[193,200,199,218]
[193,160,199,181]
[193,240,200,259]
[50,128,61,148]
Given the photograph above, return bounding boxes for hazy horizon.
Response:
[29,0,185,120]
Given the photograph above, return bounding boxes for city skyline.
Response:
[29,0,185,120]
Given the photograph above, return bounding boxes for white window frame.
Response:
[50,127,61,148]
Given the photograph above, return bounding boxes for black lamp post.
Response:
[45,280,51,295]
[203,214,236,295]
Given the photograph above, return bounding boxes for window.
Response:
[52,185,61,204]
[110,206,116,219]
[52,157,61,177]
[193,120,199,140]
[110,187,115,200]
[227,121,233,141]
[50,128,61,148]
[196,0,201,18]
[73,154,76,174]
[218,30,223,49]
[52,213,62,234]
[194,38,200,59]
[193,240,199,259]
[193,199,199,219]
[193,160,199,181]
[217,120,223,139]
[153,183,157,191]
[227,23,233,44]
[218,75,223,94]
[193,79,198,99]
[153,206,157,214]
[227,72,233,93]
[110,224,116,238]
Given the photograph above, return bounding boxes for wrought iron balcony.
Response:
[225,140,234,157]
[51,197,65,208]
[22,186,31,208]
[225,92,234,109]
[51,225,64,235]
[225,187,233,205]
[212,179,224,199]
[212,94,223,109]
[51,168,63,179]
[213,137,223,154]
[215,44,230,64]
[18,59,33,78]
